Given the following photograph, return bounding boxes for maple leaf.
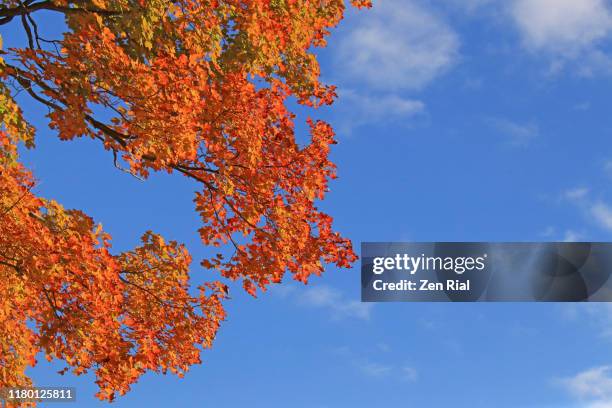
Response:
[0,0,369,401]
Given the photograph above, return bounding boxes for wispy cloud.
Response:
[512,0,612,54]
[339,90,425,118]
[541,226,557,238]
[487,117,539,147]
[560,187,612,233]
[591,202,612,231]
[559,366,612,408]
[401,365,419,382]
[336,0,459,90]
[564,187,591,201]
[563,229,583,242]
[358,360,393,377]
[448,0,496,14]
[330,0,458,133]
[575,101,592,111]
[271,283,372,321]
[353,359,418,382]
[563,303,612,339]
[603,161,612,179]
[334,89,425,132]
[297,285,373,321]
[540,226,584,242]
[332,345,418,382]
[376,342,391,353]
[511,0,612,75]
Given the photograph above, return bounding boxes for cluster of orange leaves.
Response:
[0,0,369,402]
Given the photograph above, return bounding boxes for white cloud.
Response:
[565,187,591,201]
[445,0,497,14]
[401,365,419,382]
[563,229,583,242]
[563,303,612,339]
[487,117,539,147]
[604,160,612,179]
[334,89,425,132]
[298,285,373,321]
[271,283,297,298]
[588,402,612,408]
[376,342,391,352]
[566,366,612,398]
[358,361,393,377]
[511,0,612,75]
[334,347,418,382]
[340,90,425,118]
[590,202,612,231]
[337,0,459,90]
[559,187,612,233]
[575,101,592,111]
[355,360,418,382]
[560,366,612,407]
[541,226,557,237]
[511,0,612,56]
[540,226,583,241]
[574,48,612,77]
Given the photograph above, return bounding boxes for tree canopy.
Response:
[0,0,370,401]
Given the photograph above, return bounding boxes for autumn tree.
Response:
[0,0,369,401]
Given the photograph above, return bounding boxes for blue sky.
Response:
[8,0,612,407]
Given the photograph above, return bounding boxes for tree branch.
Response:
[0,0,121,25]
